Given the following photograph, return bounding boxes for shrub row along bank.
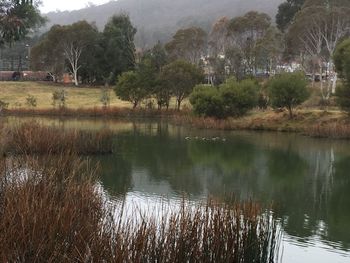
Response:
[0,154,281,262]
[172,110,350,139]
[0,122,114,155]
[190,78,259,119]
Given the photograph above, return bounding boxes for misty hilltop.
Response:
[45,0,284,48]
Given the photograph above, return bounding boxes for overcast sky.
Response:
[40,0,115,13]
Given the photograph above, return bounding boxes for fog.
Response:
[44,0,284,48]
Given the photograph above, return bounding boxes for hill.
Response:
[44,0,284,48]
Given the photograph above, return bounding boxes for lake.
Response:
[3,116,350,263]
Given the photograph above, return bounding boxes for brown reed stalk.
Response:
[1,122,115,155]
[0,154,281,263]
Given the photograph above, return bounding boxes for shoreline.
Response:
[2,107,350,140]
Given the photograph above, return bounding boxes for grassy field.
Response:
[2,81,350,139]
[0,81,132,109]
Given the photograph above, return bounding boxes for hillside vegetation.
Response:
[44,0,283,48]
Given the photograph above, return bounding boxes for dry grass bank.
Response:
[173,109,350,139]
[0,81,129,109]
[0,81,190,110]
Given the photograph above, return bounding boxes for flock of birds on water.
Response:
[185,136,227,142]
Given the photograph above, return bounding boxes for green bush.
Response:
[334,38,350,83]
[190,85,224,118]
[336,84,350,113]
[115,71,147,109]
[190,78,259,118]
[268,72,309,118]
[220,79,259,117]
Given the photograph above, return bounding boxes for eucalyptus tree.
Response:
[209,17,230,57]
[165,27,207,65]
[228,11,272,76]
[255,26,284,74]
[30,28,66,82]
[61,21,99,86]
[0,0,44,45]
[101,14,137,84]
[288,0,350,100]
[276,0,305,32]
[160,60,204,110]
[31,21,99,86]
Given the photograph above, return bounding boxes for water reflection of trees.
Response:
[98,122,350,250]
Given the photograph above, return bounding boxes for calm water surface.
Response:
[4,116,350,263]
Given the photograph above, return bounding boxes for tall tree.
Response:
[30,27,66,82]
[0,0,44,45]
[288,0,350,100]
[61,21,99,86]
[160,60,203,110]
[209,17,230,57]
[102,14,137,84]
[165,27,207,65]
[31,21,99,86]
[228,11,272,76]
[276,0,305,32]
[255,26,284,74]
[334,39,350,112]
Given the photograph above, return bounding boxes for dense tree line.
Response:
[5,0,350,117]
[31,14,136,86]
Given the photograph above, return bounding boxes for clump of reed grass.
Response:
[3,106,184,119]
[0,153,281,262]
[305,123,350,139]
[0,154,108,262]
[1,122,114,155]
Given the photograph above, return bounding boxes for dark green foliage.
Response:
[160,60,204,110]
[220,79,260,117]
[268,72,309,118]
[190,78,259,118]
[0,0,45,45]
[334,39,350,112]
[115,71,147,109]
[276,0,305,32]
[190,85,224,118]
[334,38,350,83]
[336,84,350,113]
[102,14,137,84]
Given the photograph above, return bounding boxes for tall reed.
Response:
[305,123,350,139]
[0,153,281,262]
[1,122,114,155]
[0,120,282,262]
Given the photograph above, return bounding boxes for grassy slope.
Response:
[0,82,132,109]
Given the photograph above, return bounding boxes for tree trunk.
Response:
[73,70,79,86]
[287,105,293,119]
[332,73,338,94]
[176,99,181,111]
